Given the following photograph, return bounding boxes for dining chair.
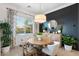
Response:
[23,42,37,56]
[50,33,61,47]
[50,34,61,42]
[42,41,60,56]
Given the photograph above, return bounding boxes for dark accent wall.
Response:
[39,3,79,50]
[46,4,78,38]
[78,5,79,39]
[77,4,79,50]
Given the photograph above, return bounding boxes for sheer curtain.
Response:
[7,8,17,47]
[7,8,40,47]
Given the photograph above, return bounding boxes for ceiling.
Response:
[14,3,75,14]
[0,3,75,15]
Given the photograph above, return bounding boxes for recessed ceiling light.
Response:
[27,5,31,8]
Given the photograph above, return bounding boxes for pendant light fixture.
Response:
[34,4,46,23]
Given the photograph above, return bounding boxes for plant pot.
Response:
[64,44,72,51]
[2,46,10,54]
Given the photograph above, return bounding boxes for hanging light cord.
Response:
[39,3,42,14]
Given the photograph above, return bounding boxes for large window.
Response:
[16,16,33,34]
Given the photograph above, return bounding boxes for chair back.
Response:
[52,42,60,55]
[47,41,60,55]
[50,34,61,42]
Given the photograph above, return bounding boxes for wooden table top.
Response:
[28,37,51,45]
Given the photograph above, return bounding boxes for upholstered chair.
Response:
[42,41,60,56]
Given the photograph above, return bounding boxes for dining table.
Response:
[28,37,51,55]
[28,37,51,46]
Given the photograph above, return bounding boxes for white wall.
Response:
[0,5,7,22]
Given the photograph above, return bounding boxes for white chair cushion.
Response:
[42,41,60,56]
[47,41,60,50]
[47,44,56,51]
[42,47,53,55]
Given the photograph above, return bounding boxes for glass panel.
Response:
[16,16,33,34]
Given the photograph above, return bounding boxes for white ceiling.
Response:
[14,3,75,14]
[0,3,75,15]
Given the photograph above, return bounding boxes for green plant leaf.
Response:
[0,22,12,47]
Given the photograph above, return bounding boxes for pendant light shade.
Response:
[34,14,46,23]
[34,4,46,23]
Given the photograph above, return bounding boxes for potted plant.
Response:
[36,32,43,41]
[0,22,12,54]
[62,35,76,51]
